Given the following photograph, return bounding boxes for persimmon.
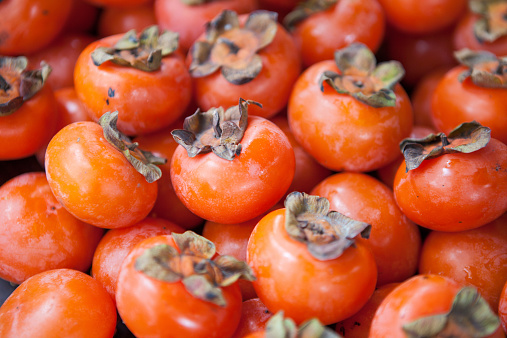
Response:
[284,0,385,68]
[74,26,192,135]
[188,10,301,119]
[154,0,258,53]
[247,193,377,325]
[419,213,507,311]
[288,43,413,172]
[97,3,157,37]
[394,122,507,232]
[170,99,295,224]
[311,172,421,286]
[231,298,273,338]
[0,172,104,284]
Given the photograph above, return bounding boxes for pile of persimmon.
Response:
[1,0,507,337]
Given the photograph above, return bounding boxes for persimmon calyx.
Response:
[284,192,371,261]
[91,26,179,72]
[134,231,256,307]
[283,0,338,31]
[265,311,342,338]
[99,111,166,183]
[455,49,507,88]
[171,98,261,160]
[0,56,51,116]
[400,121,491,172]
[402,287,500,338]
[470,0,507,42]
[189,10,278,85]
[319,43,405,108]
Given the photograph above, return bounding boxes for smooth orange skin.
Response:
[0,0,72,55]
[134,125,204,229]
[0,85,58,160]
[231,298,272,338]
[419,213,507,311]
[98,3,157,37]
[291,0,385,68]
[377,0,467,35]
[27,33,95,90]
[0,269,117,338]
[271,114,332,200]
[376,125,436,189]
[91,217,184,304]
[116,235,243,338]
[288,60,413,172]
[453,12,507,57]
[0,172,104,284]
[190,19,301,119]
[370,274,505,338]
[335,283,399,338]
[171,116,295,224]
[311,172,421,286]
[154,0,258,53]
[203,217,261,301]
[500,280,507,333]
[431,66,507,144]
[385,27,456,89]
[74,34,192,136]
[45,121,158,229]
[393,138,507,231]
[247,208,378,325]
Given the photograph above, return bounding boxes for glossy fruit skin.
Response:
[291,0,385,68]
[134,124,203,229]
[377,0,467,35]
[0,0,73,55]
[247,208,378,325]
[116,235,243,338]
[0,269,117,338]
[91,217,184,304]
[97,3,157,37]
[335,283,399,338]
[393,138,507,232]
[231,298,272,338]
[288,60,413,172]
[431,65,507,144]
[154,0,258,53]
[0,85,58,161]
[0,172,104,284]
[453,12,507,57]
[45,121,158,229]
[419,213,507,311]
[190,18,301,120]
[171,116,295,224]
[311,172,421,286]
[74,34,192,136]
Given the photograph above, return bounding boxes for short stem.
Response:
[440,134,450,147]
[0,75,10,92]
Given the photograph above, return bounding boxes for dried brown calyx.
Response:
[0,56,51,116]
[470,0,507,43]
[400,121,491,172]
[455,48,507,88]
[91,25,179,72]
[283,0,338,31]
[99,111,166,183]
[189,10,278,85]
[171,98,261,160]
[319,43,405,108]
[265,311,342,338]
[134,231,255,307]
[403,287,500,338]
[284,192,371,261]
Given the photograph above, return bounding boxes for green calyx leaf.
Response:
[171,98,261,160]
[265,311,342,338]
[91,26,179,72]
[319,43,405,108]
[455,48,507,88]
[99,111,166,183]
[283,0,338,31]
[400,121,491,172]
[284,192,371,261]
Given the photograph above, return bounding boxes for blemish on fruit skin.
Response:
[108,88,115,98]
[105,98,109,105]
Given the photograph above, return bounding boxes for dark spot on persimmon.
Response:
[42,9,49,15]
[353,321,361,327]
[264,309,270,314]
[108,88,115,98]
[50,206,56,211]
[105,98,109,105]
